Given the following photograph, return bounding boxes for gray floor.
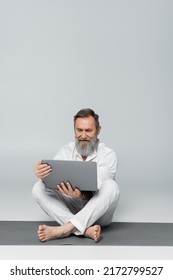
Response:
[0,221,173,246]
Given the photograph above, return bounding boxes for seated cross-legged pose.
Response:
[32,108,120,242]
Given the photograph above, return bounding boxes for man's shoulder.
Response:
[98,142,115,153]
[60,142,75,152]
[53,142,75,160]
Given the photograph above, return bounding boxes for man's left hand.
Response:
[56,181,82,199]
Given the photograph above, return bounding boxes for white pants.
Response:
[32,179,119,235]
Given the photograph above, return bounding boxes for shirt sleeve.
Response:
[97,149,117,188]
[53,147,66,160]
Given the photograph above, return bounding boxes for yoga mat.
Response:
[0,221,173,246]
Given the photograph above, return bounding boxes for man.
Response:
[32,108,119,242]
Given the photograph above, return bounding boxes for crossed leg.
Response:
[33,179,119,243]
[37,222,101,242]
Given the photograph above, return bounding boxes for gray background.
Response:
[0,0,172,223]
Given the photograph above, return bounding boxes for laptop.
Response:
[41,159,98,191]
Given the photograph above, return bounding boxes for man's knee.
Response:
[101,179,120,199]
[32,181,45,201]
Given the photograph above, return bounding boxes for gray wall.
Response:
[0,0,173,222]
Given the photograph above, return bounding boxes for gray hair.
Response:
[73,108,100,129]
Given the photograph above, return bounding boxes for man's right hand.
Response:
[34,161,52,180]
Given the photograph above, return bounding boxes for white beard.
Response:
[75,138,99,157]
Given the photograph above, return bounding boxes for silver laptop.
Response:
[41,160,98,191]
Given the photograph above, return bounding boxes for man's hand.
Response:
[56,182,82,199]
[34,160,52,180]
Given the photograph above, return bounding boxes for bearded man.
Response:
[32,108,119,242]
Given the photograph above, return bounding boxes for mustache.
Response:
[79,139,90,142]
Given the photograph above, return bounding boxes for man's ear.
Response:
[97,126,101,135]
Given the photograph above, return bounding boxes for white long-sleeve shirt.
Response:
[53,142,117,189]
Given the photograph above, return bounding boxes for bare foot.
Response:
[37,223,75,242]
[84,225,101,242]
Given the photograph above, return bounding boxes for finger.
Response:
[36,165,51,174]
[36,166,52,178]
[36,170,51,178]
[74,188,82,198]
[36,164,50,171]
[59,182,69,194]
[56,184,61,192]
[40,167,52,176]
[74,188,80,194]
[66,182,73,192]
[39,171,52,179]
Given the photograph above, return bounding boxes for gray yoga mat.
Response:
[0,221,173,246]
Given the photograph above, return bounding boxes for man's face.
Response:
[74,116,101,156]
[74,116,100,144]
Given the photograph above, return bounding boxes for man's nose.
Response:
[81,131,87,139]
